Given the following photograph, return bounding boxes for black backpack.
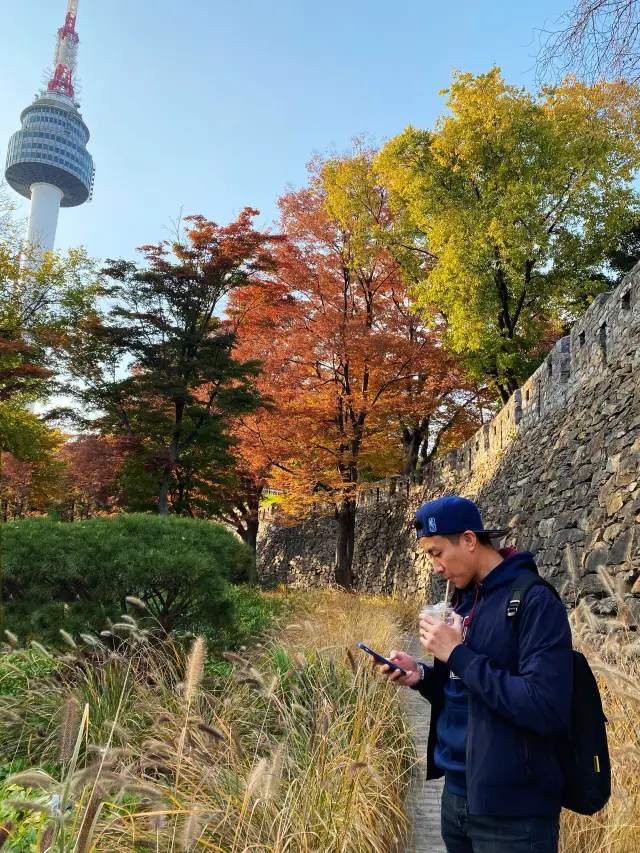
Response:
[507,571,611,816]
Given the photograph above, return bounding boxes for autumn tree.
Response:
[221,279,298,554]
[377,69,640,401]
[0,419,65,521]
[67,211,281,516]
[57,434,126,520]
[231,150,478,588]
[538,0,640,83]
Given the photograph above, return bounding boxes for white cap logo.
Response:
[428,517,437,533]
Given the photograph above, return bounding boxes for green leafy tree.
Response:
[2,514,253,640]
[0,195,100,457]
[67,211,282,516]
[0,239,99,407]
[604,220,640,281]
[378,68,640,400]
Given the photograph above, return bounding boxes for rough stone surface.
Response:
[258,264,640,606]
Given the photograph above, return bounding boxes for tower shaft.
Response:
[25,183,64,254]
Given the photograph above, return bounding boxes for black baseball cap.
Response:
[414,496,509,539]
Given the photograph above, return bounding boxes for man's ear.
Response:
[462,530,476,551]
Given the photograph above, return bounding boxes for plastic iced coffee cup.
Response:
[419,602,455,626]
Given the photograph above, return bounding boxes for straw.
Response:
[442,579,451,622]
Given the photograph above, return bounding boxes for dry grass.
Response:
[3,585,638,853]
[0,591,418,853]
[560,599,640,853]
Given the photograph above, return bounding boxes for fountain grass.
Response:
[0,590,417,852]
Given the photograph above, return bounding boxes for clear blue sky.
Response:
[2,0,570,262]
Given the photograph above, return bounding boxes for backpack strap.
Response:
[507,570,562,625]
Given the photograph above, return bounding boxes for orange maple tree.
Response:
[216,279,295,552]
[229,149,480,587]
[58,434,126,520]
[0,434,127,522]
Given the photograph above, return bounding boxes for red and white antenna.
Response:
[47,0,80,100]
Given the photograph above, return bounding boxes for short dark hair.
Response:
[444,531,494,547]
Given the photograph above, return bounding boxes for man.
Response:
[380,495,572,853]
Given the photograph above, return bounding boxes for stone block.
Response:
[575,465,594,483]
[553,528,587,547]
[592,596,618,616]
[538,518,555,538]
[620,597,640,628]
[603,523,622,542]
[608,528,635,565]
[606,453,621,473]
[584,544,610,573]
[619,451,640,476]
[616,469,639,487]
[606,491,624,516]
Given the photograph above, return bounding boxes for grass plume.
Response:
[0,591,419,851]
[183,637,206,704]
[560,616,640,853]
[59,698,79,763]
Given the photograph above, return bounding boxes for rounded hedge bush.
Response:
[1,514,254,642]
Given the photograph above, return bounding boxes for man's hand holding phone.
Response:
[376,650,421,687]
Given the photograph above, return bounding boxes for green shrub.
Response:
[207,585,293,653]
[0,651,58,697]
[1,514,254,642]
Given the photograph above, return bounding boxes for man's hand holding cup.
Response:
[419,611,464,663]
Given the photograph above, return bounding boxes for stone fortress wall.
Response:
[257,265,640,612]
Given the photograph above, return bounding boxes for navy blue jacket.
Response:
[413,551,573,817]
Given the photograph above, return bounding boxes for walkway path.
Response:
[402,635,445,853]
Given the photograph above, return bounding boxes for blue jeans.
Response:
[441,786,560,853]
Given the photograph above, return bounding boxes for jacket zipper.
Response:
[464,588,482,813]
[524,734,532,781]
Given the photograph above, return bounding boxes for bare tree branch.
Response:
[537,1,640,83]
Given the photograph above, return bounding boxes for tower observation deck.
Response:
[4,0,94,254]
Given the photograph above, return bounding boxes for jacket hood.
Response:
[479,550,538,592]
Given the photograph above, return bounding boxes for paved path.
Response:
[402,635,445,853]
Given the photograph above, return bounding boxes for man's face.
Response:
[419,532,479,589]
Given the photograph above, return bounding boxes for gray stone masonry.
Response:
[257,264,640,608]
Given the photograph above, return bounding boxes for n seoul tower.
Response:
[5,0,95,254]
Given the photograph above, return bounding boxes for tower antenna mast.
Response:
[47,0,80,101]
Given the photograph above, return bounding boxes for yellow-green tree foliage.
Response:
[378,69,640,401]
[0,190,99,457]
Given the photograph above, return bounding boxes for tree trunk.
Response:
[239,514,259,552]
[497,372,519,404]
[158,466,171,515]
[236,486,262,582]
[335,498,356,590]
[402,422,428,475]
[241,517,259,584]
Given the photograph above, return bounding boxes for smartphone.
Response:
[355,642,407,676]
